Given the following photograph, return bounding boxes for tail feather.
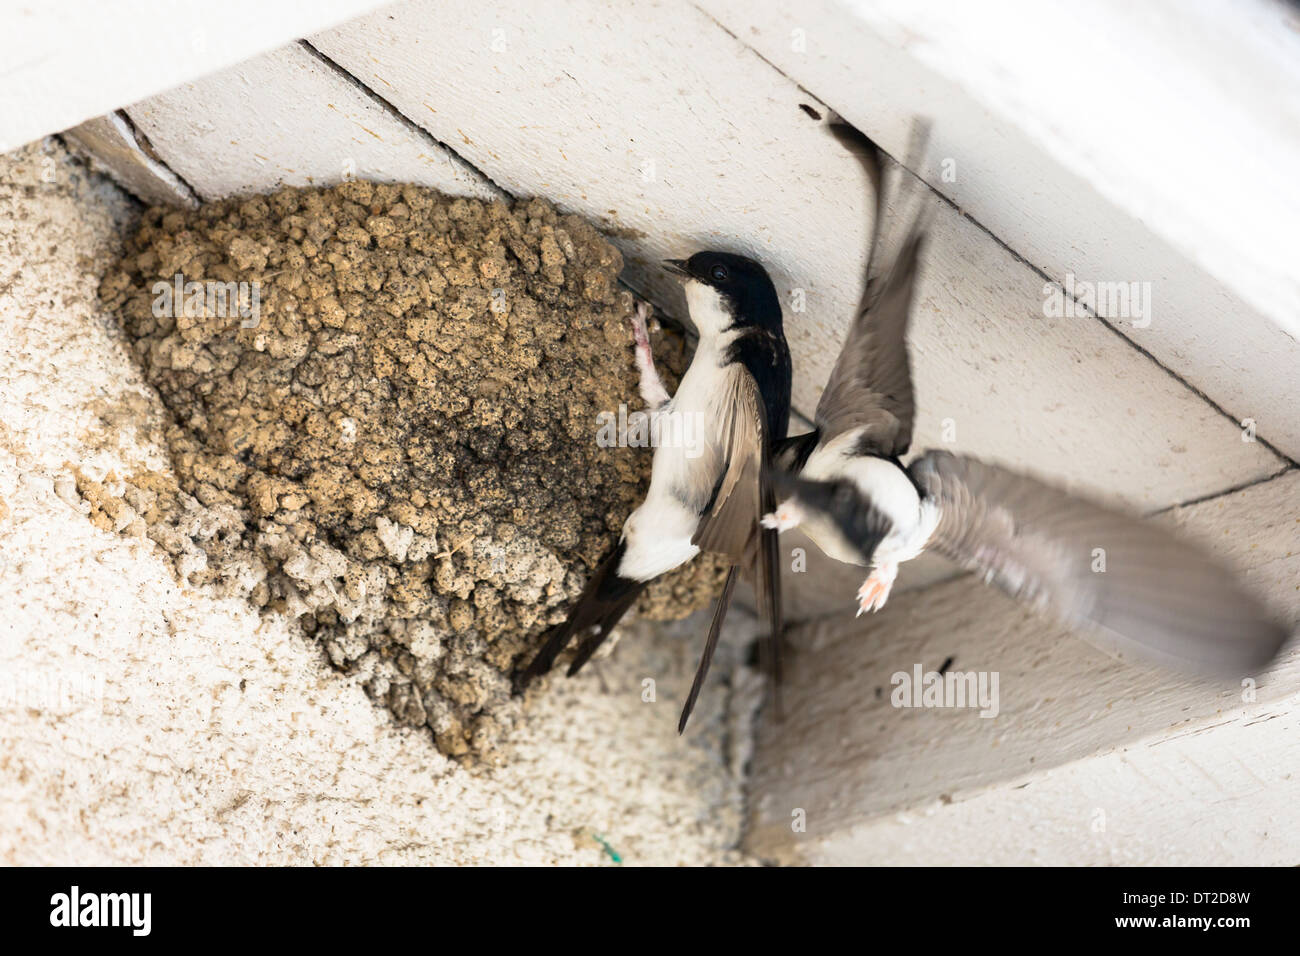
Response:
[678,566,740,734]
[514,540,646,691]
[566,585,646,676]
[758,490,784,719]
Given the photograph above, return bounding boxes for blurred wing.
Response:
[814,231,925,455]
[815,120,929,456]
[910,450,1289,674]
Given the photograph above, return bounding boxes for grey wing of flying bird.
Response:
[907,451,1289,674]
[776,450,1290,674]
[813,119,929,458]
[776,116,931,475]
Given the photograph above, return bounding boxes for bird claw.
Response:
[630,300,669,409]
[761,502,802,531]
[855,570,893,617]
[630,300,652,352]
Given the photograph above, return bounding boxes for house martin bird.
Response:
[762,116,932,617]
[518,253,792,730]
[763,120,1288,674]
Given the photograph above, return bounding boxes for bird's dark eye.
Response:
[710,264,729,282]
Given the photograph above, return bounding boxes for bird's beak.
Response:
[662,259,689,279]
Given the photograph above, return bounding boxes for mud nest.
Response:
[97,180,727,760]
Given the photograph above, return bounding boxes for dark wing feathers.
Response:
[678,567,738,734]
[910,450,1289,674]
[766,469,896,566]
[691,366,764,562]
[772,428,820,474]
[756,472,783,719]
[681,363,786,732]
[814,119,930,457]
[813,230,925,455]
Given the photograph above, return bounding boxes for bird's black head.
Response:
[664,251,782,336]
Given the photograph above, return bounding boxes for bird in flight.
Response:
[763,118,1288,675]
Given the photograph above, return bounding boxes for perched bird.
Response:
[518,253,792,730]
[763,120,1288,674]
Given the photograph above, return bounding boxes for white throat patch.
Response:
[682,280,734,339]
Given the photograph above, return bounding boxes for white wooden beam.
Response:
[788,706,1300,866]
[63,113,198,208]
[123,42,501,202]
[0,0,389,153]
